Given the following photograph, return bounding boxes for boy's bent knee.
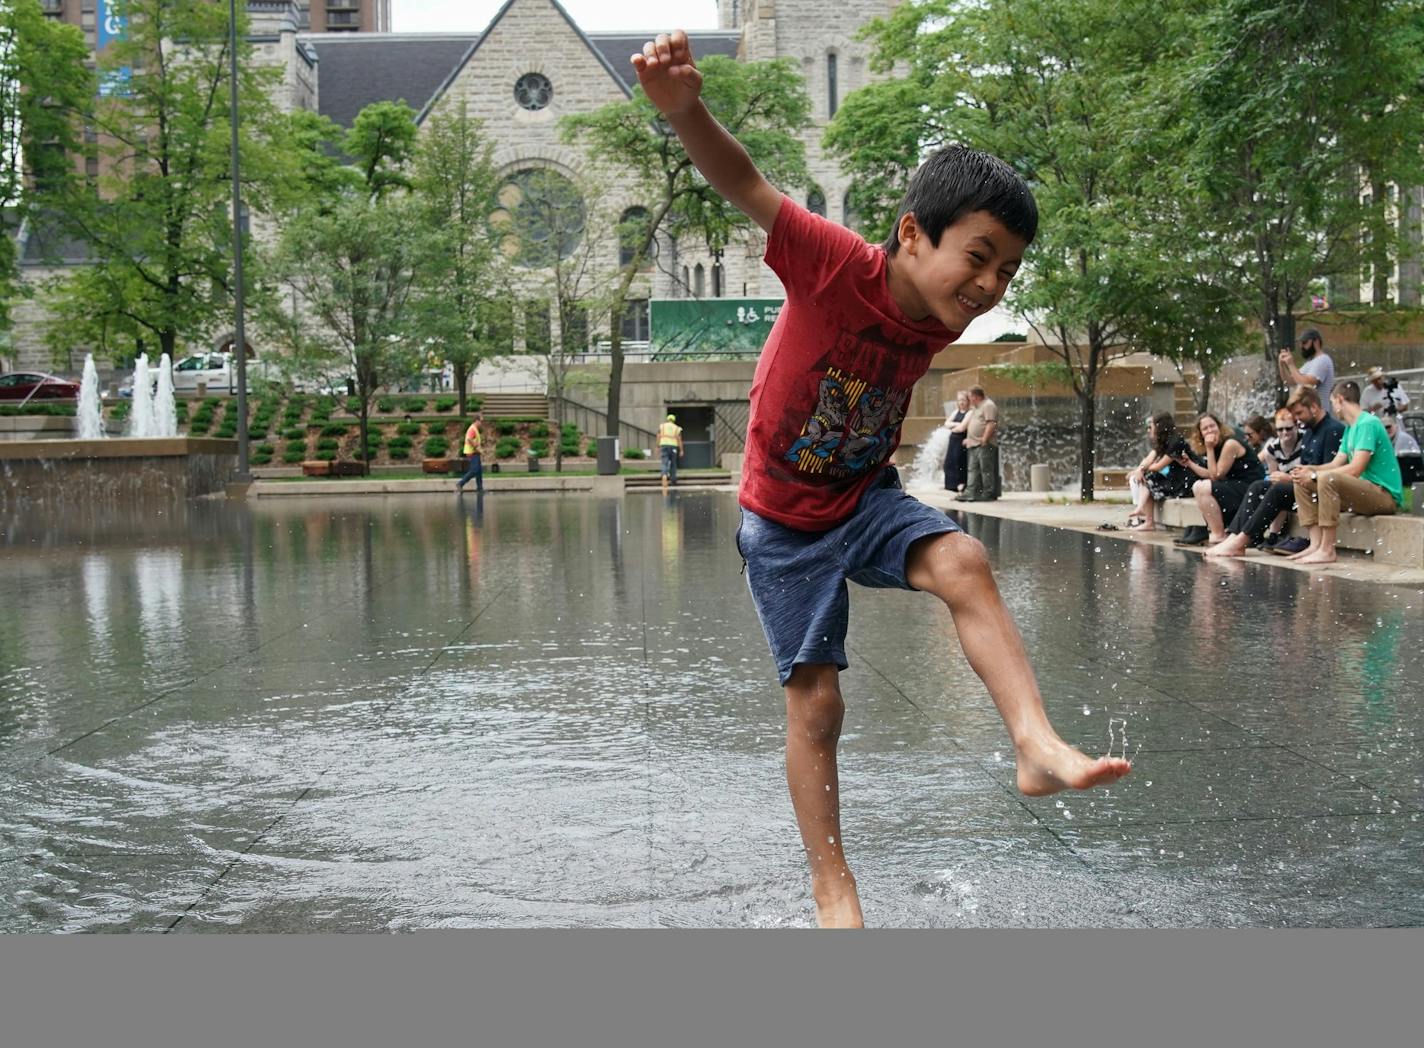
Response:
[785,664,844,740]
[907,531,990,594]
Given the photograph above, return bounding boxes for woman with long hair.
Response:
[1126,412,1194,531]
[1175,412,1265,546]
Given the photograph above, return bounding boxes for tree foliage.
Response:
[0,0,92,339]
[830,0,1201,499]
[40,0,288,365]
[561,54,810,434]
[1176,0,1424,367]
[406,101,511,415]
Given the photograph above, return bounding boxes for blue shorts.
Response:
[736,469,961,685]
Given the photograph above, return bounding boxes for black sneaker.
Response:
[1270,536,1310,555]
[1259,531,1283,551]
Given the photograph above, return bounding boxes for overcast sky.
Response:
[392,0,721,34]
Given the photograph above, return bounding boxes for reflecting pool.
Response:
[2,492,1421,929]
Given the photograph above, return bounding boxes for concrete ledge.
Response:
[1160,497,1424,568]
[250,474,626,497]
[0,437,237,460]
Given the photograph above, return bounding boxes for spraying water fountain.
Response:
[127,353,155,438]
[3,351,233,508]
[907,424,952,490]
[75,354,107,441]
[152,354,178,438]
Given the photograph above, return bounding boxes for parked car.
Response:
[120,353,304,397]
[0,371,82,401]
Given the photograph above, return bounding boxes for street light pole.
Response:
[228,0,250,481]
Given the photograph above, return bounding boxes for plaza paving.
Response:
[1,491,1421,929]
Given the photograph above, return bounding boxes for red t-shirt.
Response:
[739,195,960,530]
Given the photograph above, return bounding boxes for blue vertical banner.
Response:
[96,0,132,98]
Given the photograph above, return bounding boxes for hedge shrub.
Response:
[495,419,518,436]
[625,448,646,459]
[377,397,396,412]
[283,445,307,464]
[320,423,348,437]
[424,436,449,457]
[495,438,519,459]
[530,422,549,439]
[434,396,457,412]
[403,396,427,412]
[396,422,422,436]
[316,437,339,452]
[314,448,337,461]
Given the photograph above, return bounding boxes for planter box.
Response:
[302,460,331,476]
[423,458,450,474]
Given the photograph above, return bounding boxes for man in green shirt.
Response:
[1289,380,1401,565]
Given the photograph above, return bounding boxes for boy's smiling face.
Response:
[888,210,1027,331]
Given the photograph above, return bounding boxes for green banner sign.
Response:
[649,298,785,359]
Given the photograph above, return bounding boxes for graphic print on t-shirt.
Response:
[782,342,911,480]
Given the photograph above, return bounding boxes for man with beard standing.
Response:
[1278,328,1336,414]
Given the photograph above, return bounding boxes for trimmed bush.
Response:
[0,403,76,417]
[625,448,646,459]
[110,401,132,421]
[560,441,581,458]
[252,452,273,466]
[434,396,457,412]
[389,447,411,460]
[427,420,448,435]
[495,420,518,436]
[396,422,422,436]
[530,422,549,439]
[314,448,337,461]
[257,442,275,455]
[377,397,396,413]
[283,445,307,463]
[282,426,305,440]
[560,422,578,440]
[345,396,362,414]
[316,437,339,452]
[424,436,449,457]
[403,396,427,412]
[495,438,519,459]
[388,435,413,450]
[529,438,548,456]
[320,423,348,437]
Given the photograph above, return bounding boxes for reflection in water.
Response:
[0,493,1421,930]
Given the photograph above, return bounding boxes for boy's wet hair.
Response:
[883,145,1038,255]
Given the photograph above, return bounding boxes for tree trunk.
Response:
[1196,370,1212,416]
[1078,386,1097,503]
[358,377,371,478]
[605,309,623,439]
[455,363,469,416]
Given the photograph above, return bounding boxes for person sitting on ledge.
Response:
[1287,380,1403,565]
[1206,396,1340,558]
[1241,413,1275,456]
[1174,412,1264,546]
[1126,413,1193,531]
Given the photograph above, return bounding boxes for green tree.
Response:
[408,101,508,416]
[262,101,423,474]
[561,53,809,436]
[1178,0,1424,380]
[830,0,1200,500]
[0,0,92,341]
[41,0,289,366]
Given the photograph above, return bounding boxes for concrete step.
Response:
[477,393,549,418]
[625,471,732,489]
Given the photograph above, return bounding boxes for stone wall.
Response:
[0,439,239,511]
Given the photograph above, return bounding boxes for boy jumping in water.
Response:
[632,31,1130,928]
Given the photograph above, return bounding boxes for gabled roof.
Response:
[416,0,636,124]
[297,32,481,129]
[586,31,743,93]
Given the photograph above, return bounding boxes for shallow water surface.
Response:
[1,492,1420,929]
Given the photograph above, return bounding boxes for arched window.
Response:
[827,52,838,118]
[842,190,860,233]
[693,263,705,298]
[681,265,691,297]
[807,188,826,217]
[712,261,724,298]
[618,206,653,268]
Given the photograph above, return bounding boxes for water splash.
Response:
[152,354,178,437]
[906,425,952,489]
[127,354,155,438]
[75,354,106,440]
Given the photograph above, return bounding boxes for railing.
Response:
[548,394,660,451]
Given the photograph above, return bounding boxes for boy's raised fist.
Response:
[631,30,703,116]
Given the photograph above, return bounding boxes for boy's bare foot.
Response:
[1014,736,1131,797]
[1128,520,1161,532]
[1286,545,1319,561]
[1296,550,1336,565]
[1205,533,1249,558]
[813,882,864,928]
